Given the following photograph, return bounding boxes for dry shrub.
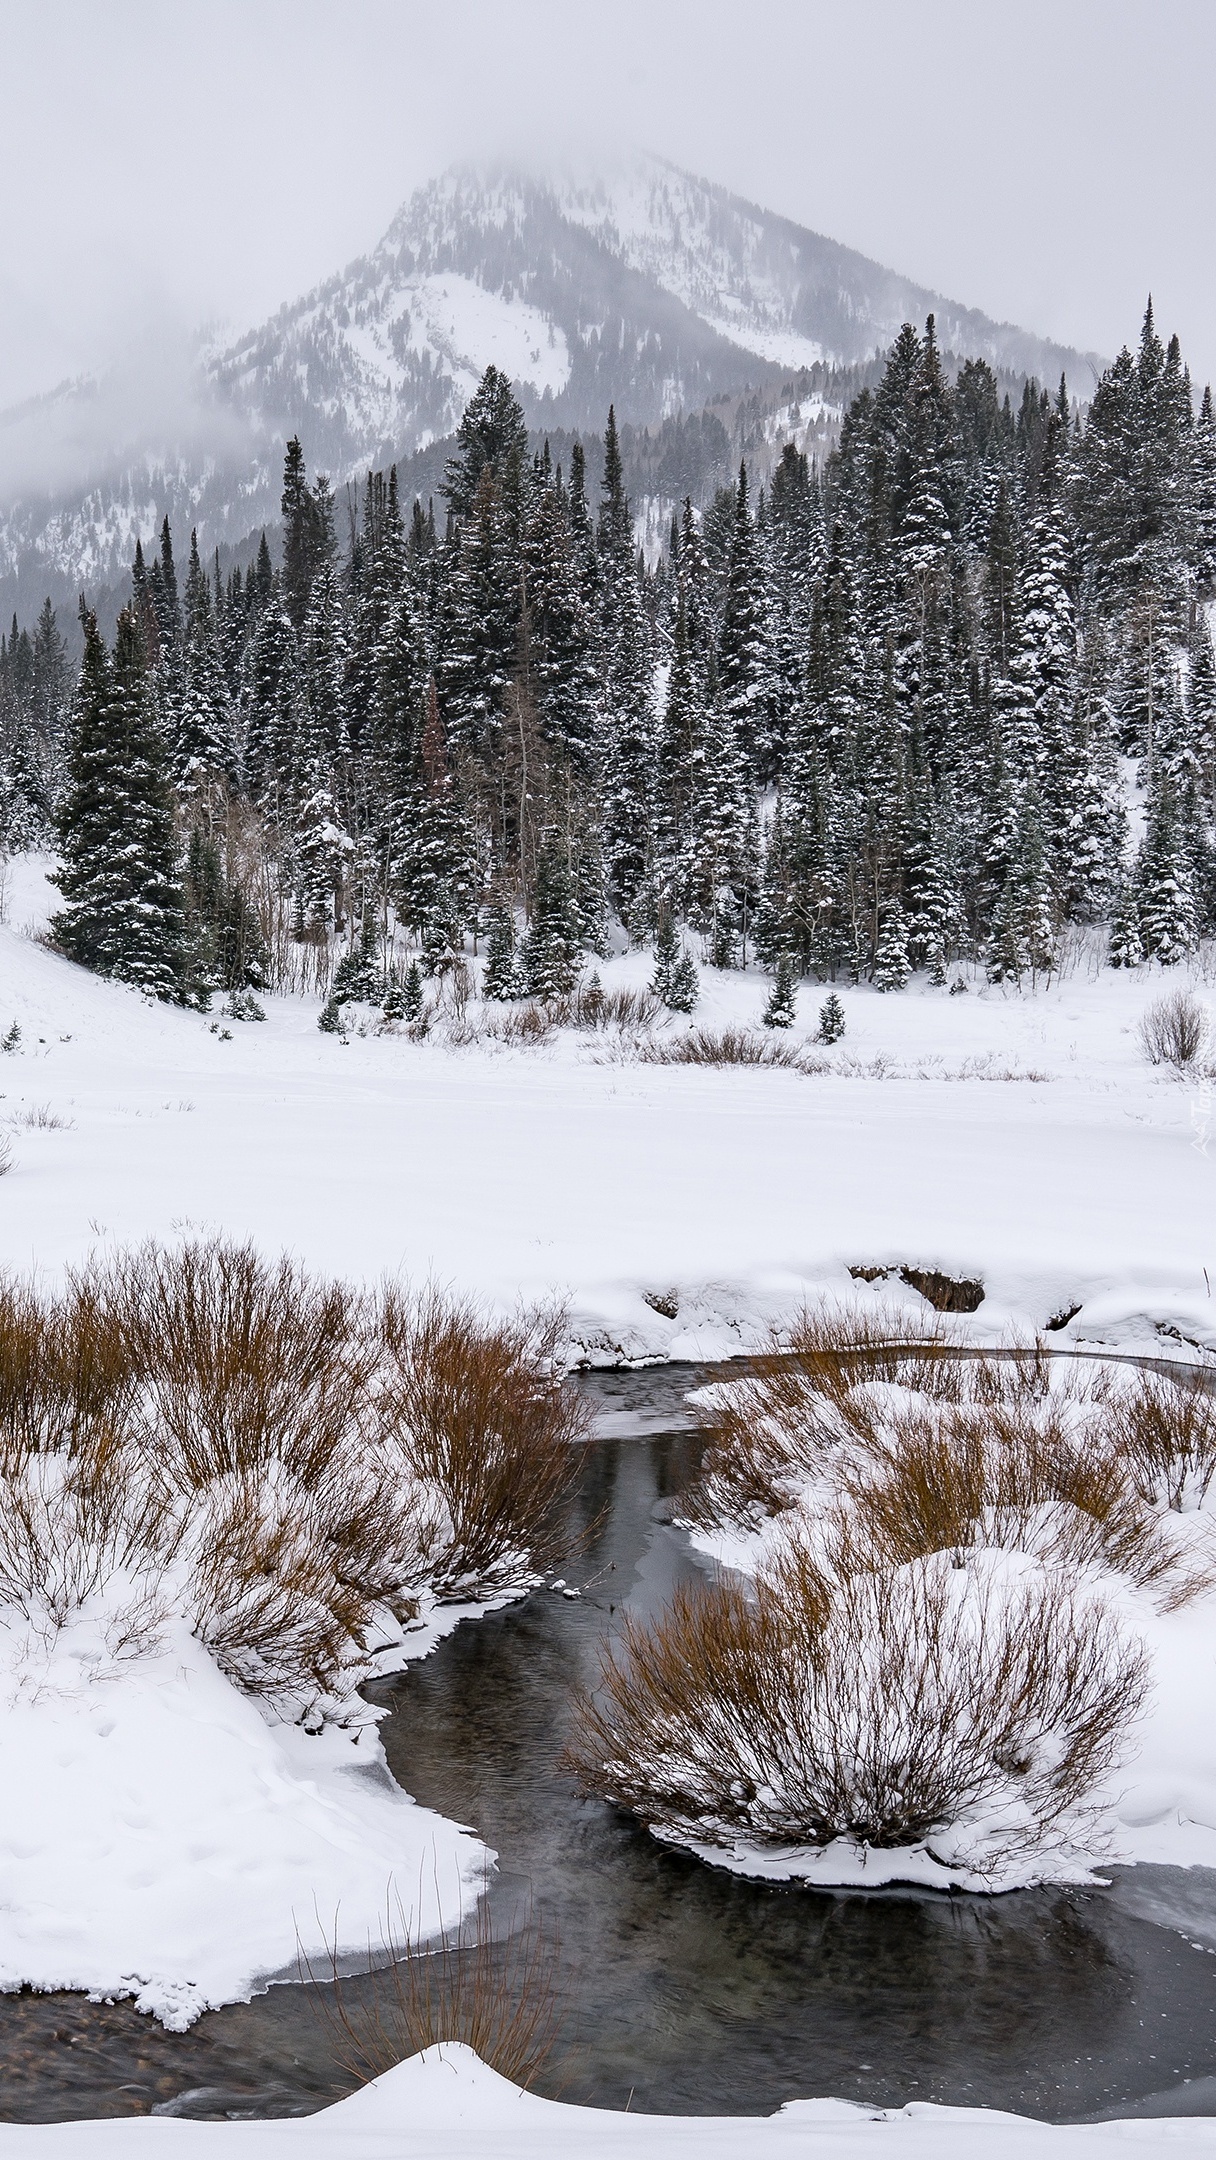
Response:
[104,1243,440,1696]
[185,1474,375,1699]
[308,1890,561,2093]
[9,1103,73,1130]
[375,1290,589,1599]
[109,1240,374,1489]
[689,1305,954,1527]
[633,1026,817,1069]
[833,1397,1200,1607]
[0,1422,168,1662]
[566,1551,1146,1871]
[552,981,658,1031]
[0,1245,589,1711]
[0,1273,136,1455]
[1138,988,1210,1069]
[690,1312,1213,1608]
[1112,1369,1216,1512]
[476,1003,556,1047]
[0,1133,11,1176]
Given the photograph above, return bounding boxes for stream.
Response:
[4,1364,1216,2123]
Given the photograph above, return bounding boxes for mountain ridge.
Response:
[0,155,1105,628]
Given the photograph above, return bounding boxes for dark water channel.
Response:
[4,1364,1216,2123]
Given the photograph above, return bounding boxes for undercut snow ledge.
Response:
[0,1610,488,2029]
[0,2047,1212,2154]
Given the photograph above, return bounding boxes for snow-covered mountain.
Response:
[0,156,1103,624]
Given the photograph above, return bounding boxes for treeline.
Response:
[9,300,1216,1003]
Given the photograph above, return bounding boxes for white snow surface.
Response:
[5,857,1216,2015]
[2,857,1215,1367]
[0,2045,1214,2154]
[0,1601,486,2029]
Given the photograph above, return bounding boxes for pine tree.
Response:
[443,368,529,521]
[331,912,386,1005]
[873,898,912,990]
[1108,878,1144,968]
[817,992,846,1043]
[482,896,525,1000]
[717,462,774,779]
[52,609,186,998]
[523,837,583,998]
[762,952,797,1028]
[1137,772,1199,962]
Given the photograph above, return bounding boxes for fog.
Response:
[2,0,1213,494]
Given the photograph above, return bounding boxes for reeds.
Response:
[308,1889,562,2094]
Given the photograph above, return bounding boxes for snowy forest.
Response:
[4,299,1216,1011]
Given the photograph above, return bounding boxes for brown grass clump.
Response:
[374,1291,589,1599]
[689,1305,954,1527]
[633,1026,820,1069]
[0,1245,590,1712]
[833,1398,1200,1606]
[106,1240,374,1490]
[0,1273,136,1456]
[565,1549,1145,1869]
[309,1890,562,2095]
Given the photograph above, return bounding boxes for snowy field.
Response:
[1,856,1214,1366]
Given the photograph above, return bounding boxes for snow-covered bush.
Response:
[691,1309,1216,1610]
[1137,987,1210,1069]
[567,1548,1146,1876]
[581,1308,1216,1881]
[1110,1367,1216,1513]
[0,1243,588,1715]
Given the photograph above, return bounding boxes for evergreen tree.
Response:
[817,991,846,1043]
[762,952,797,1028]
[717,462,774,779]
[873,898,912,990]
[523,837,583,997]
[52,609,186,998]
[482,897,525,1000]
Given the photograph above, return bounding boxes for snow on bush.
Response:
[571,1311,1216,1886]
[567,1548,1146,1882]
[0,1241,588,1716]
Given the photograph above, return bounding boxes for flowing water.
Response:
[4,1366,1216,2123]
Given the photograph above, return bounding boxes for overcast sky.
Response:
[3,0,1214,410]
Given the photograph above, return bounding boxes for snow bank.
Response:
[0,2046,1211,2154]
[0,1598,486,2028]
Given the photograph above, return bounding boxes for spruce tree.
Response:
[762,953,797,1028]
[873,898,912,990]
[52,609,186,998]
[817,992,846,1043]
[523,838,583,998]
[482,896,525,1000]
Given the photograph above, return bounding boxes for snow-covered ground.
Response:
[0,1599,487,2028]
[4,853,1216,2103]
[0,2046,1214,2155]
[1,857,1214,1366]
